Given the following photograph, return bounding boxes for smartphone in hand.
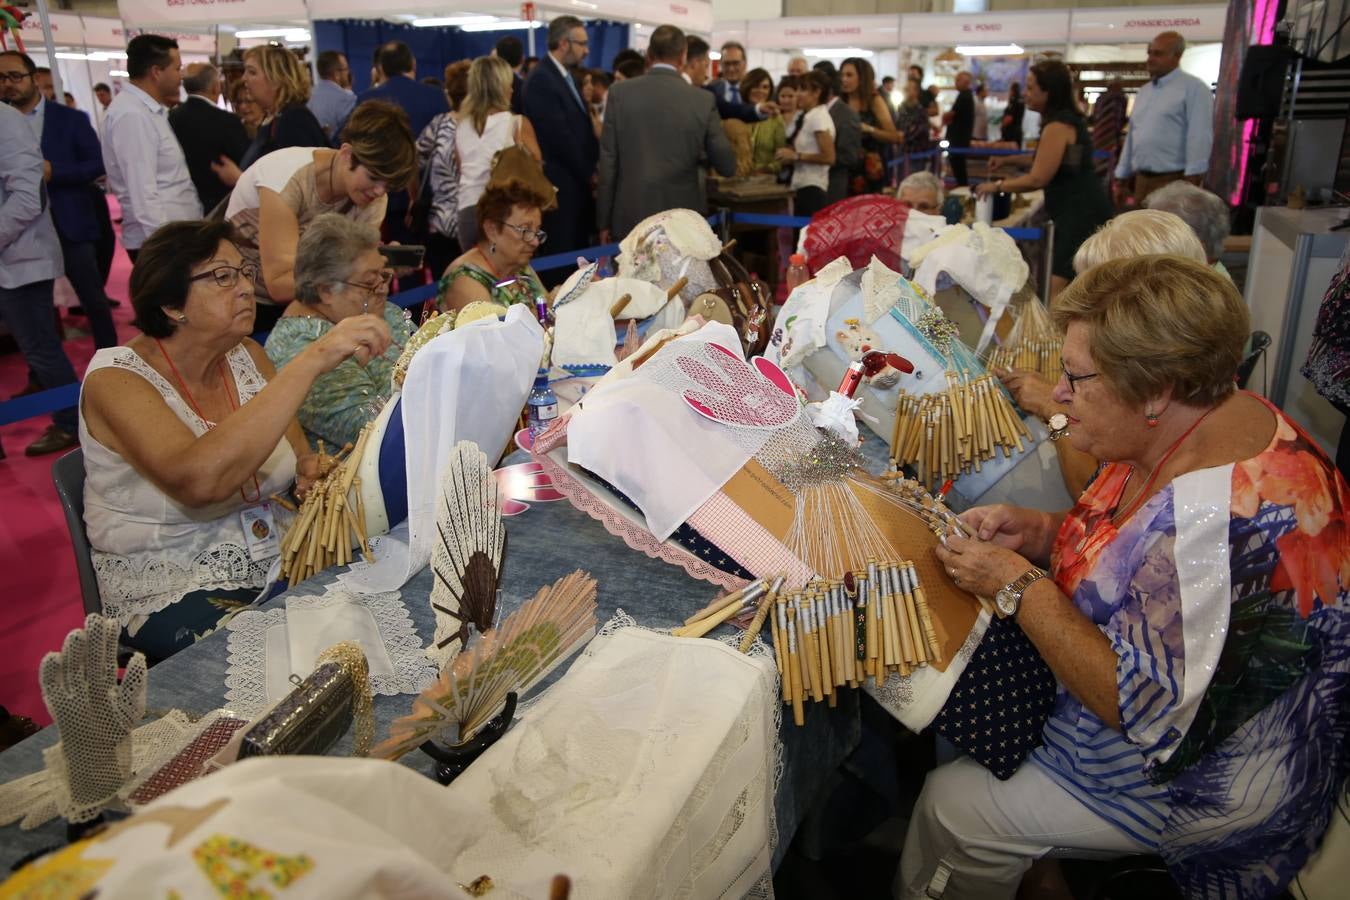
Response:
[378,244,426,270]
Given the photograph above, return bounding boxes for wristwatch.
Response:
[995,567,1047,618]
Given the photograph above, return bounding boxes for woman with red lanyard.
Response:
[900,256,1350,900]
[78,220,391,661]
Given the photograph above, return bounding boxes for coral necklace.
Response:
[1111,405,1218,526]
[154,339,262,502]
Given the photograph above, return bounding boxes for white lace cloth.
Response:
[79,345,297,624]
[223,586,437,717]
[909,222,1029,354]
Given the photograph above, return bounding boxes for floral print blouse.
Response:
[1040,394,1349,899]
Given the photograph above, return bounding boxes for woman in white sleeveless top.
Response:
[455,55,542,251]
[79,220,392,660]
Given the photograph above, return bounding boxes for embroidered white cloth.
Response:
[339,306,544,593]
[223,587,436,717]
[441,626,778,898]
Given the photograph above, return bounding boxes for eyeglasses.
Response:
[498,222,547,245]
[1060,360,1099,393]
[339,269,394,296]
[189,263,259,288]
[0,71,34,84]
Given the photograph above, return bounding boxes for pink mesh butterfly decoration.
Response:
[676,343,798,429]
[495,444,564,517]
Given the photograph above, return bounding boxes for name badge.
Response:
[240,503,280,561]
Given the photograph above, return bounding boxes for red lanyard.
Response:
[154,339,263,503]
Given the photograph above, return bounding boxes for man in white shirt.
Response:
[101,33,201,262]
[1113,31,1215,206]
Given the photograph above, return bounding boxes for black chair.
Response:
[50,448,102,616]
[1237,331,1272,392]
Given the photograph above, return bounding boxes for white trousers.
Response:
[895,757,1152,900]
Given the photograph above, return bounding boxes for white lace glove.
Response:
[40,614,148,823]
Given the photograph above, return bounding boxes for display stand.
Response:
[1242,205,1348,454]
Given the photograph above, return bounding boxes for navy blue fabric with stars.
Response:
[931,615,1058,780]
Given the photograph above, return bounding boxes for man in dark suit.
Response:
[0,50,117,350]
[494,35,526,115]
[597,25,735,243]
[813,62,861,204]
[945,70,975,186]
[352,41,448,261]
[522,15,598,262]
[169,63,249,214]
[685,37,772,123]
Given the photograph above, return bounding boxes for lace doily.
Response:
[224,587,437,717]
[95,544,272,625]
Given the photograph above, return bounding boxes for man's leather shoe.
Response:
[25,425,79,457]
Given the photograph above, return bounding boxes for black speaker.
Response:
[1236,45,1297,120]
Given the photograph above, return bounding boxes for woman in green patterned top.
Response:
[437,179,550,319]
[265,214,413,449]
[743,69,787,175]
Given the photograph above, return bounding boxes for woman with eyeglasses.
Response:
[224,101,416,333]
[78,220,392,661]
[265,214,413,449]
[437,179,550,320]
[903,255,1350,900]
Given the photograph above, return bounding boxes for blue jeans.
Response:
[61,237,118,349]
[0,279,79,433]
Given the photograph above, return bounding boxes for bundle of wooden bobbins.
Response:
[985,298,1062,384]
[889,371,1032,489]
[272,424,374,588]
[677,561,945,727]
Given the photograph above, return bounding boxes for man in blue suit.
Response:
[522,15,598,272]
[350,41,447,257]
[1,51,117,351]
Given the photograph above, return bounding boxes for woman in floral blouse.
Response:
[903,255,1349,900]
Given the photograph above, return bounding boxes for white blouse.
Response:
[79,345,297,626]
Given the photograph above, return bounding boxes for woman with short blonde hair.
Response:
[454,55,541,251]
[905,255,1350,900]
[1072,209,1206,274]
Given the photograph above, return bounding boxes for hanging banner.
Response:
[117,0,306,29]
[623,0,714,33]
[78,17,216,52]
[1068,5,1228,43]
[899,11,1070,47]
[19,12,85,45]
[744,14,899,50]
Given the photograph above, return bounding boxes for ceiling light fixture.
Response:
[412,16,498,27]
[461,20,543,31]
[235,28,311,41]
[802,47,874,59]
[954,43,1025,56]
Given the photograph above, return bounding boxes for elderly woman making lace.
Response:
[437,179,550,320]
[79,220,392,660]
[265,214,413,449]
[898,256,1349,900]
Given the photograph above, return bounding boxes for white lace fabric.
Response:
[224,585,437,717]
[79,346,298,623]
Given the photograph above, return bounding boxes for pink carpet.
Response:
[0,201,136,727]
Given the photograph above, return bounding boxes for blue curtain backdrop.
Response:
[315,20,631,95]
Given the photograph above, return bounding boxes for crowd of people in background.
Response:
[2,23,1219,457]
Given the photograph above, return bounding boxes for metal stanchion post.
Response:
[1041,220,1056,305]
